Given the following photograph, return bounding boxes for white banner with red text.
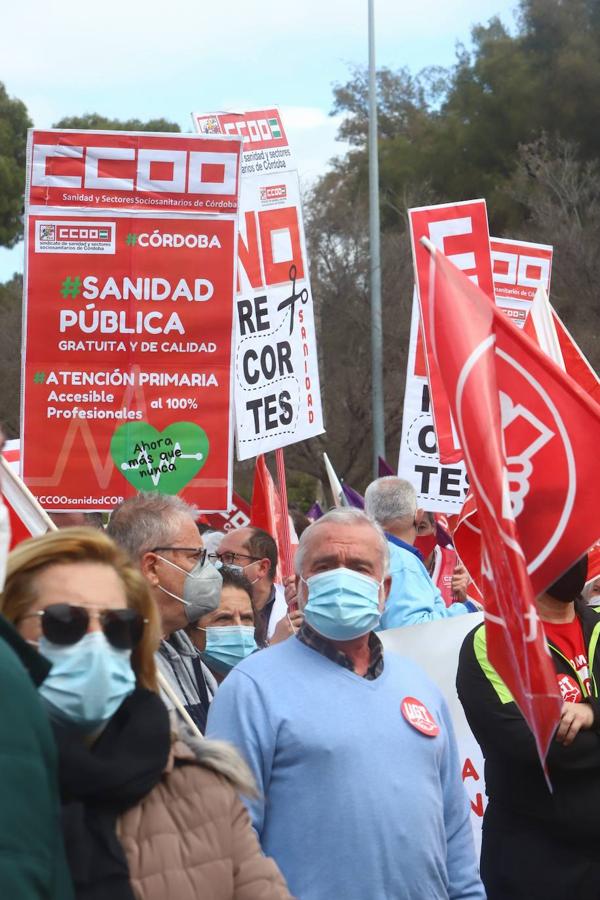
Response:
[398,201,553,512]
[192,108,324,459]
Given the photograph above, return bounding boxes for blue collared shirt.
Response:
[385,531,423,559]
[380,536,471,629]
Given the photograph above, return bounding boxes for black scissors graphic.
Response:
[277,264,309,335]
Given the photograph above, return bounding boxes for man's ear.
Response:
[141,551,160,586]
[257,557,272,579]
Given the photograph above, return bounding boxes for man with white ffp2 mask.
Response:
[107,492,222,734]
[206,508,484,900]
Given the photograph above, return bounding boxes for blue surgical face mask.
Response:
[302,567,383,640]
[38,631,136,731]
[199,625,258,675]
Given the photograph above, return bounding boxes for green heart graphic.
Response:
[111,421,209,494]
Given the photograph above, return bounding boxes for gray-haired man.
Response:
[207,508,484,900]
[107,492,222,732]
[364,476,475,628]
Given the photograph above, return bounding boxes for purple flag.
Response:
[306,501,324,521]
[341,483,364,509]
[377,456,395,477]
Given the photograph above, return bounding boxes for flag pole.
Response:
[368,0,385,476]
[323,452,344,507]
[274,447,293,578]
[0,456,57,532]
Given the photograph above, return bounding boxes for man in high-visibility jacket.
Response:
[457,555,600,900]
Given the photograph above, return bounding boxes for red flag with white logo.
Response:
[409,200,495,464]
[456,288,600,598]
[423,241,600,763]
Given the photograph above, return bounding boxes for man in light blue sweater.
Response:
[207,508,484,900]
[364,476,476,628]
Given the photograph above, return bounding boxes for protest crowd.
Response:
[3,459,600,899]
[3,90,600,900]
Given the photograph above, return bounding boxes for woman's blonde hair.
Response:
[1,527,160,692]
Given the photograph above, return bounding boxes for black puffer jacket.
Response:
[457,599,600,899]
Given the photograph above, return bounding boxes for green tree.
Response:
[302,0,600,487]
[509,135,600,370]
[298,178,422,490]
[0,274,23,437]
[330,0,600,233]
[0,83,31,248]
[52,113,181,132]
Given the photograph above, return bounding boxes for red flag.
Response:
[453,493,480,588]
[586,542,600,584]
[457,292,600,596]
[553,312,600,406]
[422,240,600,762]
[251,455,287,582]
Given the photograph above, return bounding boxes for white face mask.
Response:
[157,556,222,623]
[219,559,261,585]
[0,500,10,591]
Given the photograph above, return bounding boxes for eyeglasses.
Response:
[23,604,147,650]
[152,546,207,566]
[207,551,260,566]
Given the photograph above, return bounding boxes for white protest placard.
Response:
[192,108,323,458]
[399,199,494,512]
[490,237,553,328]
[380,613,486,855]
[193,108,296,172]
[398,207,553,514]
[398,291,470,513]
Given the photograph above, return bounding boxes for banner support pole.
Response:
[368,0,385,476]
[275,447,293,578]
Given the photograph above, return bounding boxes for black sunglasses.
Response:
[29,603,146,650]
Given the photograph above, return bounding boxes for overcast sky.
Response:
[1,0,518,281]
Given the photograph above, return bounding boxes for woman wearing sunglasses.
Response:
[1,528,291,900]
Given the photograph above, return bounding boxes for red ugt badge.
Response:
[401,697,440,737]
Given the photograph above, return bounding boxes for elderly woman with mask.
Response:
[187,566,258,682]
[1,528,291,900]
